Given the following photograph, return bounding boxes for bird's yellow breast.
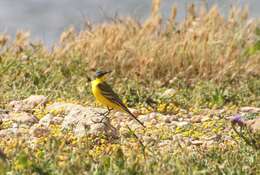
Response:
[91,78,121,110]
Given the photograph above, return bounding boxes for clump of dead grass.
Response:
[50,0,260,83]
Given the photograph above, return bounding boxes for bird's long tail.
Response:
[124,108,145,128]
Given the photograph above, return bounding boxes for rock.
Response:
[159,114,177,123]
[39,114,64,126]
[201,140,215,148]
[162,116,172,123]
[190,115,202,123]
[240,107,260,113]
[179,109,188,114]
[143,136,156,145]
[172,134,188,146]
[89,123,107,135]
[128,108,141,116]
[178,117,184,121]
[201,117,211,122]
[30,124,50,138]
[138,112,158,123]
[170,121,189,128]
[190,115,211,123]
[0,109,9,114]
[218,109,226,114]
[9,112,38,126]
[74,123,88,137]
[158,140,172,147]
[52,117,63,125]
[126,121,144,130]
[222,135,233,142]
[0,129,14,137]
[47,102,117,137]
[46,102,88,113]
[189,140,204,146]
[0,113,10,121]
[160,88,176,98]
[18,123,31,129]
[0,127,26,137]
[39,114,53,126]
[246,117,260,134]
[10,95,47,112]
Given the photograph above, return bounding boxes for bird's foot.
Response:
[93,107,112,124]
[95,107,112,117]
[96,111,109,117]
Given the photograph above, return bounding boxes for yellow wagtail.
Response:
[91,70,145,128]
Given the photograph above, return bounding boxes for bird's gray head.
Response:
[95,70,111,78]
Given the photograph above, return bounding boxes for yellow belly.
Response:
[91,80,121,110]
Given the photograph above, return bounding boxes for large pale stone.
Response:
[10,95,47,112]
[46,102,118,137]
[246,117,260,134]
[30,124,50,138]
[160,88,177,98]
[240,107,260,113]
[9,112,38,126]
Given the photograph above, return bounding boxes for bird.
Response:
[91,70,145,128]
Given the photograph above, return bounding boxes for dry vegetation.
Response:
[46,2,260,82]
[1,1,260,83]
[0,1,259,107]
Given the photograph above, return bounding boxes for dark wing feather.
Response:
[98,82,127,109]
[98,81,145,128]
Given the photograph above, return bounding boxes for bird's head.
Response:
[95,70,111,80]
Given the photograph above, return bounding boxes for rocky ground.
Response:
[1,95,259,148]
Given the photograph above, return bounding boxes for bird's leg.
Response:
[104,107,112,117]
[92,107,113,124]
[96,107,112,116]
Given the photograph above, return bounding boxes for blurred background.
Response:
[0,0,258,45]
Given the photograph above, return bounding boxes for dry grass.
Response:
[0,1,259,85]
[51,1,260,83]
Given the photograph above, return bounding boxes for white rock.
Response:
[30,124,50,138]
[189,140,204,146]
[74,123,88,137]
[52,117,63,125]
[10,95,47,112]
[138,112,159,123]
[0,113,10,121]
[240,107,260,113]
[158,140,172,147]
[143,136,156,145]
[160,88,176,98]
[0,109,9,114]
[190,115,202,123]
[246,117,260,134]
[88,123,106,135]
[170,121,189,128]
[124,120,143,130]
[0,129,14,137]
[47,102,117,137]
[39,114,53,126]
[159,115,177,123]
[9,112,38,126]
[0,128,26,137]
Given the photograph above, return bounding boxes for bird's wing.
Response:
[97,82,127,109]
[98,81,145,128]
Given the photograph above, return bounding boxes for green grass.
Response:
[0,55,259,110]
